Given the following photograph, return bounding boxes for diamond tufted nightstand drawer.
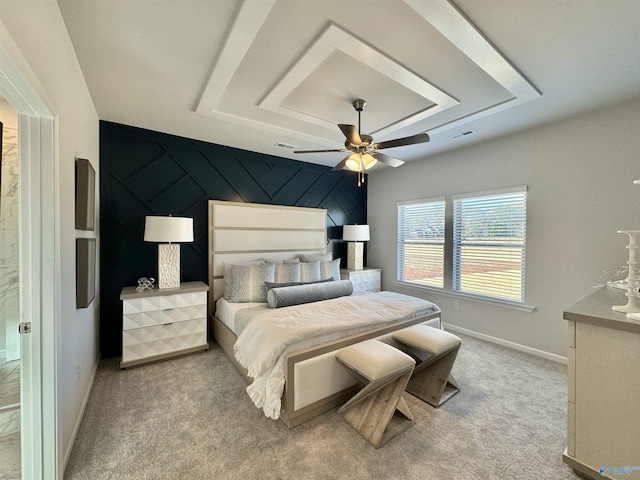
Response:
[122,291,207,315]
[123,304,206,330]
[121,318,207,365]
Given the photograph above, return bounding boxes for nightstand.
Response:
[341,267,382,293]
[120,281,209,368]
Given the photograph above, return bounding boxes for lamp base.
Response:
[347,242,364,270]
[158,243,180,289]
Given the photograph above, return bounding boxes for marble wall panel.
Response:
[0,126,19,359]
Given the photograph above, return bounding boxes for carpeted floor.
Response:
[64,334,581,480]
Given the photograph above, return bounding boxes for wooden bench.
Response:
[335,339,416,448]
[392,325,462,408]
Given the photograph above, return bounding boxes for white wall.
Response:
[0,0,100,472]
[368,98,640,358]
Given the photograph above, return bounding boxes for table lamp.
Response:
[144,215,194,289]
[343,224,370,271]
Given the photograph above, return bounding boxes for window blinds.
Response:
[397,198,445,288]
[453,188,527,302]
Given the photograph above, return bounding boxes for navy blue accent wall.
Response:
[99,121,367,358]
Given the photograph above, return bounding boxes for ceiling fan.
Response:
[294,99,430,186]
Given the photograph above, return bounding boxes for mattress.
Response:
[216,297,269,335]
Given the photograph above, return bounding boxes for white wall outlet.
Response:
[453,300,460,310]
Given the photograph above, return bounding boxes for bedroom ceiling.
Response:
[57,0,640,169]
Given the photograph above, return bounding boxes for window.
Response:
[453,187,527,302]
[397,198,445,288]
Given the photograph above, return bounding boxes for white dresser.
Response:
[120,281,209,368]
[563,287,640,479]
[341,267,382,293]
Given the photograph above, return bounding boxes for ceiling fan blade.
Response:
[374,132,430,150]
[293,149,347,154]
[338,124,362,145]
[332,155,351,171]
[372,152,405,168]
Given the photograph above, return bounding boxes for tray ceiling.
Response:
[196,0,538,149]
[58,0,640,168]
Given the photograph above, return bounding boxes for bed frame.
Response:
[208,200,441,428]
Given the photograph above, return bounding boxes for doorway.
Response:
[0,98,21,478]
[0,19,59,480]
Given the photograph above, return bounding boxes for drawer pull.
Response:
[164,322,173,326]
[163,308,174,312]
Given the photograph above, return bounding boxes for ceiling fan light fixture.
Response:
[294,99,428,176]
[345,153,377,172]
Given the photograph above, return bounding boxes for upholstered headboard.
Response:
[207,200,328,317]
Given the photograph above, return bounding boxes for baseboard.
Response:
[442,323,568,364]
[63,352,101,471]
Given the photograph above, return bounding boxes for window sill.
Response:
[391,281,536,313]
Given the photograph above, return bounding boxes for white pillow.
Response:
[274,262,301,283]
[300,261,321,283]
[298,252,332,262]
[264,257,300,264]
[320,258,341,282]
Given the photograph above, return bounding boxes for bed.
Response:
[208,200,441,428]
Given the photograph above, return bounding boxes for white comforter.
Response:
[233,291,438,419]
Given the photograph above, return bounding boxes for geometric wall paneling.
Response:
[99,121,366,357]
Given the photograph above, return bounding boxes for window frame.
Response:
[394,186,534,312]
[452,186,528,304]
[396,196,446,289]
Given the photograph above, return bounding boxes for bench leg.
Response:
[406,345,460,408]
[338,369,415,448]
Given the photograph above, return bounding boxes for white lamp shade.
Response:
[345,153,377,172]
[144,216,194,243]
[343,224,370,242]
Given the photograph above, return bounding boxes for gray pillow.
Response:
[228,262,275,303]
[223,260,263,299]
[264,281,300,290]
[320,258,341,281]
[300,260,321,283]
[267,280,354,308]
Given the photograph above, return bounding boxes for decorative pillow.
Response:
[320,258,341,282]
[298,252,332,262]
[304,278,333,285]
[264,281,301,291]
[264,257,300,264]
[267,280,354,308]
[300,260,321,283]
[265,278,331,293]
[223,260,263,299]
[228,262,275,303]
[274,262,301,283]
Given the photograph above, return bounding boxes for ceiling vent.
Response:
[449,129,477,140]
[274,142,296,150]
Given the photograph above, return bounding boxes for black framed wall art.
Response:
[75,157,95,231]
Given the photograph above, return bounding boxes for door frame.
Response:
[0,20,59,480]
